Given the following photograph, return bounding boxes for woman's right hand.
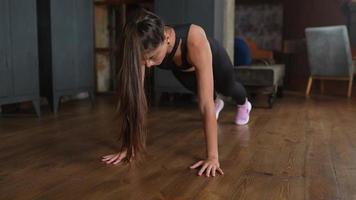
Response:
[101,149,129,165]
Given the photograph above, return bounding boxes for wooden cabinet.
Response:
[37,0,95,113]
[0,0,40,116]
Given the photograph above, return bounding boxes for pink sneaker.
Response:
[235,99,252,125]
[215,98,224,119]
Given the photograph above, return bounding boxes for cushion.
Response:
[234,64,285,86]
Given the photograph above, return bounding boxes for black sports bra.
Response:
[157,24,192,71]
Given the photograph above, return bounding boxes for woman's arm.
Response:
[187,25,223,177]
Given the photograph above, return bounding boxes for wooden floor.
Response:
[1,94,356,200]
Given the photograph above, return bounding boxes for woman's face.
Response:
[142,41,168,68]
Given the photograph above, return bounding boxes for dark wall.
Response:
[282,0,349,92]
[283,0,347,39]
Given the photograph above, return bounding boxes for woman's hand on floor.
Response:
[189,157,224,177]
[101,149,129,165]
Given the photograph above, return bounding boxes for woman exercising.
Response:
[102,9,252,177]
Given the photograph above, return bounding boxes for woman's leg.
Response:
[172,70,218,99]
[172,70,223,119]
[172,70,197,94]
[212,45,251,125]
[212,48,247,105]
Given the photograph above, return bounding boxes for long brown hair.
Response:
[116,9,165,162]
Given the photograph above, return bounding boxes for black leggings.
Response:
[172,59,247,105]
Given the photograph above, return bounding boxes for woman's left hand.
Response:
[189,157,224,177]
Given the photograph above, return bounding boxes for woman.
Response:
[102,9,252,177]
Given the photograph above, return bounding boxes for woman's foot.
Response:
[235,99,252,125]
[215,97,224,119]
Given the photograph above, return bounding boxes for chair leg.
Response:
[347,77,353,98]
[320,80,325,94]
[306,76,313,97]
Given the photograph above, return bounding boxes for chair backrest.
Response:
[305,25,353,77]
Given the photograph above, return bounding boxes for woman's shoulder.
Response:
[189,24,204,33]
[187,24,208,47]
